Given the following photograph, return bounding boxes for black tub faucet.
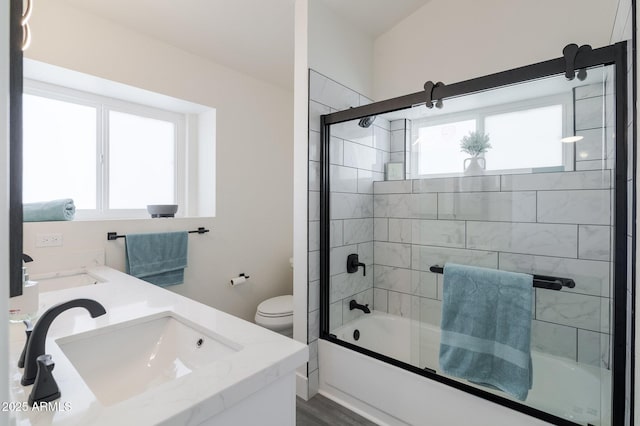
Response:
[21,299,107,386]
[349,300,370,314]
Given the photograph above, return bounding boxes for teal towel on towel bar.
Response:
[125,232,188,287]
[439,263,533,401]
[23,199,75,222]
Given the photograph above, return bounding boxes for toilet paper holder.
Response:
[230,273,250,286]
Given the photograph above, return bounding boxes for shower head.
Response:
[358,116,376,128]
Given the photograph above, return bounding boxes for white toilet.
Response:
[254,258,294,337]
[255,295,293,337]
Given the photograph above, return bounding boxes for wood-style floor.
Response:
[296,395,378,426]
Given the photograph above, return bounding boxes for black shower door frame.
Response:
[319,41,632,426]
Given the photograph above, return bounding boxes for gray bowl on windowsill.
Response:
[147,204,178,218]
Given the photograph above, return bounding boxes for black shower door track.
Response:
[319,41,631,426]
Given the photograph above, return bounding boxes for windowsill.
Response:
[74,209,216,221]
[412,165,567,179]
[23,216,215,225]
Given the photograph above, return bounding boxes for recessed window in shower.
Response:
[411,94,572,178]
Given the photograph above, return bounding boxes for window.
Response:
[23,81,185,218]
[412,96,571,177]
[483,105,563,170]
[23,94,97,209]
[414,119,476,175]
[108,111,176,209]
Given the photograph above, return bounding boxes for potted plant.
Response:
[460,131,491,175]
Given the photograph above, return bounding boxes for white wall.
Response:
[308,0,374,98]
[611,0,634,44]
[293,0,310,398]
[23,1,294,322]
[296,0,376,398]
[0,0,10,422]
[373,0,617,100]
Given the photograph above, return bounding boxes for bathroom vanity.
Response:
[8,267,308,425]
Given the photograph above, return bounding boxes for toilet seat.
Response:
[257,295,293,317]
[255,295,293,336]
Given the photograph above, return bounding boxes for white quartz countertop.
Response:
[8,266,308,425]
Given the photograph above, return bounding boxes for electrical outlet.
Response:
[36,233,63,247]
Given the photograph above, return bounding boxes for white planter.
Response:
[463,156,486,175]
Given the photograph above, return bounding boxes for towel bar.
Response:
[428,265,575,291]
[107,227,210,241]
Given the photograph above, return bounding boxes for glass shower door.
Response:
[325,63,619,426]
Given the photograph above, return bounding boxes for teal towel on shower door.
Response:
[439,263,533,401]
[125,231,188,287]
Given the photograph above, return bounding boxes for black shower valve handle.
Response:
[346,254,366,276]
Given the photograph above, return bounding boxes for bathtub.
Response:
[319,311,611,426]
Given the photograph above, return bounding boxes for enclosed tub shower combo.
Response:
[316,43,633,425]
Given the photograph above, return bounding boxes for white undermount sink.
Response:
[36,270,105,293]
[56,313,241,406]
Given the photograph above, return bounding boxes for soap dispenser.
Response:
[9,254,39,322]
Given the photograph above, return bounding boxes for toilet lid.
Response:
[257,295,293,317]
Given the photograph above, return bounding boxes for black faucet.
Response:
[28,354,60,405]
[21,299,107,386]
[349,300,370,314]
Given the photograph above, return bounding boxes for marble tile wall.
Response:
[327,117,390,330]
[307,69,389,396]
[360,79,617,370]
[574,81,614,171]
[389,119,411,179]
[372,169,614,369]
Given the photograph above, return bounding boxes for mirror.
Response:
[10,0,23,297]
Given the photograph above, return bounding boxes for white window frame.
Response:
[410,94,574,178]
[24,79,187,219]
